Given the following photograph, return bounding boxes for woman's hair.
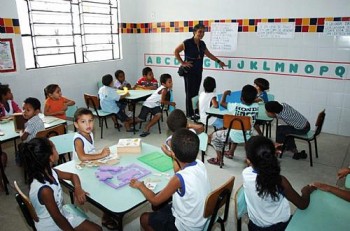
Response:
[245,136,282,201]
[19,137,54,184]
[193,24,205,34]
[44,84,59,99]
[203,76,216,93]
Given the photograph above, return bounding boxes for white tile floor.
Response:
[1,116,349,231]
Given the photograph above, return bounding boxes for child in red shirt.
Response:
[44,84,75,120]
[134,67,158,90]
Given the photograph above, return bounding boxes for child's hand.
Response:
[170,102,176,107]
[224,90,231,95]
[101,147,110,157]
[161,144,173,157]
[310,182,330,192]
[62,103,68,111]
[74,187,89,205]
[337,167,350,179]
[301,184,316,195]
[129,179,143,188]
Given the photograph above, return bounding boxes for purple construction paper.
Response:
[95,171,113,181]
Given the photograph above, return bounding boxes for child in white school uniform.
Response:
[19,137,101,231]
[198,76,223,129]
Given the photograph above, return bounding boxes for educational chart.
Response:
[95,164,151,189]
[257,22,295,38]
[0,39,16,73]
[210,22,238,52]
[324,21,350,36]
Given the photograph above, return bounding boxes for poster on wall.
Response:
[210,22,238,52]
[323,21,350,36]
[0,39,16,73]
[257,22,295,38]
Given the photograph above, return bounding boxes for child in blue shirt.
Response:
[254,78,269,103]
[98,74,135,132]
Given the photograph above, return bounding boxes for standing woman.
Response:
[174,24,226,119]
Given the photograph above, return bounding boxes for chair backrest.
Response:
[198,132,208,152]
[84,93,101,111]
[192,95,199,111]
[36,124,66,138]
[203,176,235,230]
[66,105,78,121]
[314,109,326,136]
[267,93,275,101]
[223,115,251,131]
[14,181,39,230]
[97,80,103,90]
[234,185,248,231]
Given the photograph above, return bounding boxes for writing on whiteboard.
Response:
[257,22,295,38]
[324,21,350,36]
[210,23,238,52]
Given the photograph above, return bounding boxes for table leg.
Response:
[132,102,136,135]
[205,115,212,133]
[0,145,9,195]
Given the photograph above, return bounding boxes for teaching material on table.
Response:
[217,90,242,111]
[78,153,119,167]
[116,138,141,153]
[137,152,173,172]
[95,163,151,189]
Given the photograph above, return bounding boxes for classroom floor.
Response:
[1,115,349,231]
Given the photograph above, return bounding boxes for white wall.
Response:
[1,0,350,135]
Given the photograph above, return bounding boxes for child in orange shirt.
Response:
[44,84,75,120]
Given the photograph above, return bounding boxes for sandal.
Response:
[126,128,139,132]
[102,218,119,230]
[140,131,150,137]
[224,151,233,159]
[207,157,223,166]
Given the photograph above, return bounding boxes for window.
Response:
[16,0,120,69]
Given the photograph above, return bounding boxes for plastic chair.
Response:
[84,93,117,138]
[220,115,252,168]
[191,95,200,122]
[14,181,39,231]
[198,132,208,162]
[49,132,75,164]
[66,105,78,131]
[203,176,235,231]
[280,109,326,167]
[234,185,248,231]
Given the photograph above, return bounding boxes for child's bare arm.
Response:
[337,167,350,179]
[40,187,75,231]
[74,139,110,161]
[20,131,29,141]
[160,89,176,107]
[55,169,88,205]
[312,182,350,202]
[282,176,316,210]
[64,97,75,107]
[130,175,180,206]
[220,90,231,109]
[211,96,219,108]
[187,123,204,134]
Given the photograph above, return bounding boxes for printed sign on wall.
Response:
[210,22,238,52]
[257,22,295,38]
[0,39,16,73]
[324,21,350,36]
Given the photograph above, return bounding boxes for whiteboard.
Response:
[210,22,238,52]
[257,22,295,38]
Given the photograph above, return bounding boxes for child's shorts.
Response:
[138,106,161,121]
[115,110,129,122]
[149,203,177,231]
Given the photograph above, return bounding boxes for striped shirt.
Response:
[24,115,45,143]
[277,103,308,129]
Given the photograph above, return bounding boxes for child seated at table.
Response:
[0,84,21,119]
[130,128,211,231]
[44,84,75,120]
[243,136,315,230]
[20,97,45,143]
[162,109,204,157]
[137,74,176,137]
[254,78,270,103]
[114,69,132,90]
[73,107,118,229]
[98,74,134,131]
[198,76,223,129]
[208,85,259,165]
[19,137,102,231]
[312,167,350,202]
[134,67,158,90]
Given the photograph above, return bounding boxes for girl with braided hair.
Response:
[19,138,101,231]
[243,136,315,231]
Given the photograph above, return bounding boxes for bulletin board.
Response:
[0,39,16,73]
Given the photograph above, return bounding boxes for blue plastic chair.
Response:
[234,185,248,231]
